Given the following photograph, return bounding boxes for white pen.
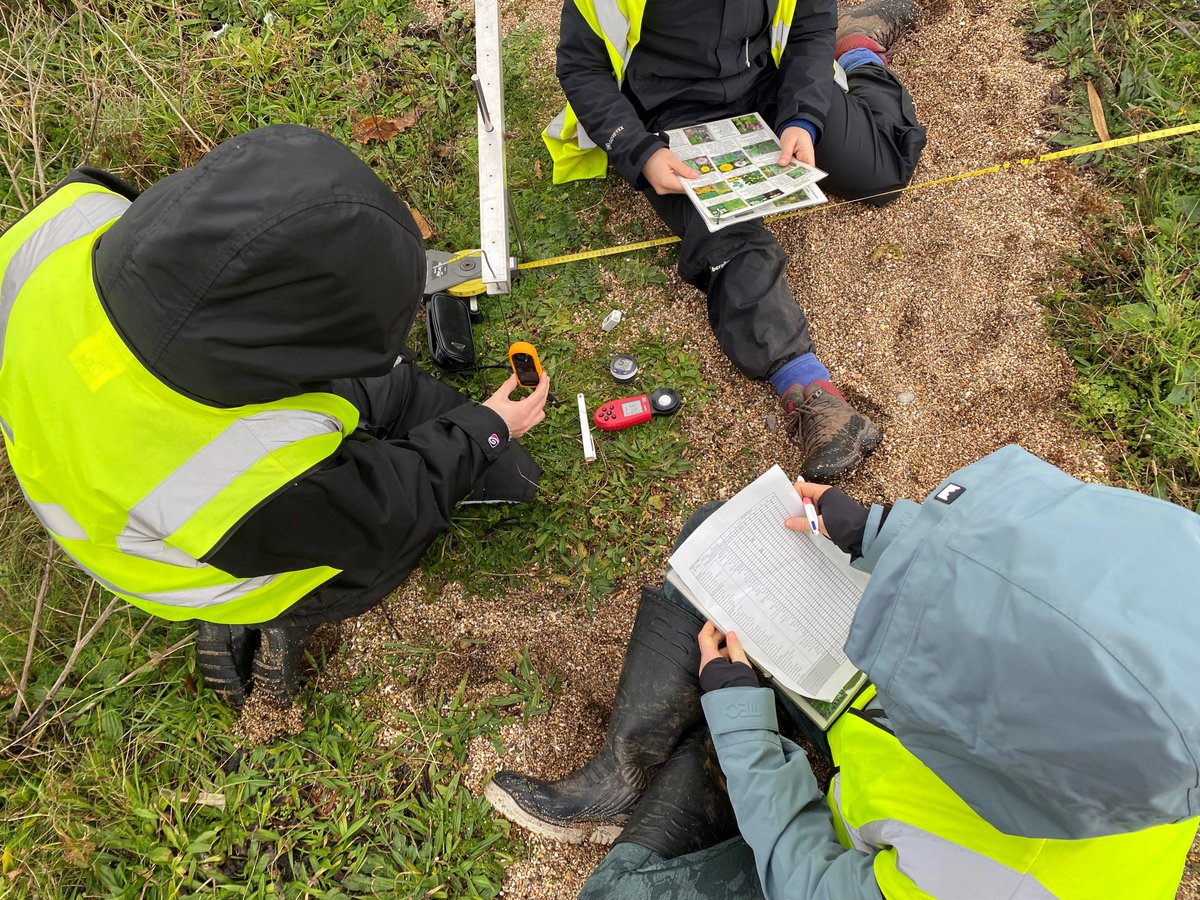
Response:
[796,475,820,535]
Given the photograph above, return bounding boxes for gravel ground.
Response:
[248,0,1200,895]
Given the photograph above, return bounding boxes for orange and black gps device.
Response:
[507,341,544,388]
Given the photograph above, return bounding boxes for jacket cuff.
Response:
[775,106,826,143]
[703,686,778,735]
[621,133,669,187]
[700,659,760,693]
[780,117,820,145]
[857,498,920,573]
[441,403,510,462]
[815,487,869,558]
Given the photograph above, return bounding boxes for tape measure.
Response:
[512,122,1200,273]
[424,249,488,297]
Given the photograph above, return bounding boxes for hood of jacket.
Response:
[94,124,424,407]
[847,445,1200,840]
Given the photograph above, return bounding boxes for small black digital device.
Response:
[425,292,475,371]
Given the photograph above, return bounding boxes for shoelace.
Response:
[792,393,841,459]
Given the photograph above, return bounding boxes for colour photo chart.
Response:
[667,112,828,232]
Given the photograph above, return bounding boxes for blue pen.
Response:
[796,476,820,535]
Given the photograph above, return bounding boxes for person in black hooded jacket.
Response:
[17,125,549,705]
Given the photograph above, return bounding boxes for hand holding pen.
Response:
[784,477,832,537]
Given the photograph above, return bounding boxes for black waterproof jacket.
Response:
[557,0,837,184]
[69,125,539,626]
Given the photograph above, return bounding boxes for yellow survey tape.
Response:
[516,121,1200,272]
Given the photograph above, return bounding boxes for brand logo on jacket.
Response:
[723,698,765,720]
[488,433,500,448]
[605,125,624,150]
[935,483,966,504]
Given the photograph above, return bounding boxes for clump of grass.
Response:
[1031,0,1200,508]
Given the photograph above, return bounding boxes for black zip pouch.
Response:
[425,291,476,371]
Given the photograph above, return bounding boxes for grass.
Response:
[1030,0,1200,509]
[0,0,708,894]
[2,0,1198,894]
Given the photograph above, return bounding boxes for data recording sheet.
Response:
[667,466,869,700]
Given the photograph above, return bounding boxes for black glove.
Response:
[816,488,890,560]
[700,658,759,693]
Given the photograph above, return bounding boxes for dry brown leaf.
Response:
[350,110,421,144]
[409,206,435,240]
[1086,82,1111,142]
[534,158,543,179]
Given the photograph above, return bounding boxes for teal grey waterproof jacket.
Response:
[702,444,1200,898]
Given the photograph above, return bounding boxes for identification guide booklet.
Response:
[666,466,869,729]
[665,112,829,232]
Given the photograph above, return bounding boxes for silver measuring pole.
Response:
[474,0,512,294]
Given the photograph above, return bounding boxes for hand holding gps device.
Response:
[507,341,544,388]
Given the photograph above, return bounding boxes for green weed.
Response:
[1032,0,1200,508]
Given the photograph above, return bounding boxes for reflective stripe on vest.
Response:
[23,475,287,611]
[826,689,1200,899]
[589,0,635,83]
[115,408,342,568]
[0,192,130,366]
[831,773,1058,899]
[770,0,796,64]
[0,183,358,623]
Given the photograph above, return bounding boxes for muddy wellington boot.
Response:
[484,588,704,844]
[783,380,883,480]
[612,727,740,859]
[835,0,920,58]
[196,623,259,707]
[250,623,318,706]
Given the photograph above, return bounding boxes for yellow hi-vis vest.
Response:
[0,181,361,624]
[826,688,1199,899]
[543,0,801,183]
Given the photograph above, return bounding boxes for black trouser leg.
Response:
[815,63,927,205]
[330,362,468,437]
[330,362,539,504]
[642,190,815,380]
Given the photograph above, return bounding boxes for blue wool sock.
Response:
[768,353,831,396]
[838,47,886,72]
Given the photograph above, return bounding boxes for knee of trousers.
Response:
[678,221,786,289]
[674,502,726,550]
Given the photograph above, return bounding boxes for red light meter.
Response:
[593,388,681,431]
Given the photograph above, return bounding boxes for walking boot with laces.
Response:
[835,0,919,58]
[782,380,883,481]
[612,727,740,859]
[484,587,704,844]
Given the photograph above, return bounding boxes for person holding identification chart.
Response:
[542,0,927,480]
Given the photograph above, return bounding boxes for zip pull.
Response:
[745,37,750,67]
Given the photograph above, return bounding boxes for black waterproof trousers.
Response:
[643,64,926,380]
[264,363,539,628]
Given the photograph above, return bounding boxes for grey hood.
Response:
[847,445,1200,840]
